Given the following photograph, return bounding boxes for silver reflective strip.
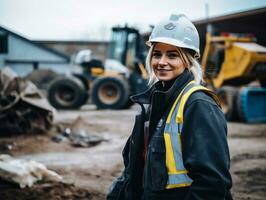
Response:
[170,128,183,170]
[168,83,197,171]
[178,123,183,133]
[164,123,178,133]
[173,83,197,133]
[169,82,196,126]
[168,173,193,185]
[164,123,184,171]
[165,120,185,171]
[170,131,184,170]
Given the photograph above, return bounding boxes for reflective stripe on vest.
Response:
[164,80,219,189]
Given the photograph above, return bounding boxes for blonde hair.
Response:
[145,44,203,85]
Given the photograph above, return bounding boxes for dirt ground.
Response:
[0,104,266,200]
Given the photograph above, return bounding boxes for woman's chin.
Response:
[157,76,175,82]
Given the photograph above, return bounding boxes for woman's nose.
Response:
[158,54,167,65]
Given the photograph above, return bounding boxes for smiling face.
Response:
[151,43,187,83]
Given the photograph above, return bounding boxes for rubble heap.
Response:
[0,67,55,135]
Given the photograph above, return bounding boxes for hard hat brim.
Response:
[146,37,200,58]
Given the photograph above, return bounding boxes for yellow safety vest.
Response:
[163,80,220,189]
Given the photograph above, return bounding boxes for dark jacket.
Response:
[106,69,232,200]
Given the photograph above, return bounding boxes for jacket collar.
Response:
[131,69,194,105]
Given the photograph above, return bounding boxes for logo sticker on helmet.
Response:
[164,23,176,30]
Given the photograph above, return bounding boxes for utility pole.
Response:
[205,3,209,21]
[205,3,212,34]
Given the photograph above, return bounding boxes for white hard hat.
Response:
[147,14,200,58]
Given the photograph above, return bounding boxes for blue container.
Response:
[239,87,266,123]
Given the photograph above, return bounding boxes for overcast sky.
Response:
[0,0,265,41]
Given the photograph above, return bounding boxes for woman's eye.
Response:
[152,52,161,58]
[168,53,179,58]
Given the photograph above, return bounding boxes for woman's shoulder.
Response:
[185,90,219,108]
[183,90,226,125]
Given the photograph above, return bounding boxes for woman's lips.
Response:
[156,68,172,72]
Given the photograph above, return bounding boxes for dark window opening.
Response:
[0,33,8,54]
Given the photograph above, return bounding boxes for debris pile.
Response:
[0,154,62,188]
[0,67,55,135]
[52,116,109,147]
[52,127,108,147]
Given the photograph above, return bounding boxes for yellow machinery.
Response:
[47,26,149,110]
[201,32,266,122]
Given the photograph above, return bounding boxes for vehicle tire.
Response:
[47,76,87,109]
[236,88,247,122]
[73,74,90,105]
[236,87,266,123]
[91,76,129,109]
[259,78,266,88]
[216,86,239,121]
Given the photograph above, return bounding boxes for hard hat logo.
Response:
[164,23,176,30]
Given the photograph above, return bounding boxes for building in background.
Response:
[0,26,70,76]
[194,7,266,54]
[34,40,109,61]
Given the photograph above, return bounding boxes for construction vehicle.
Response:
[47,26,149,109]
[201,29,266,123]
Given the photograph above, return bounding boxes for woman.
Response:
[107,14,232,200]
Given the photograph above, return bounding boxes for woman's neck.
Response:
[161,78,176,90]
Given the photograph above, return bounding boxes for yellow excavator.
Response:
[201,30,266,122]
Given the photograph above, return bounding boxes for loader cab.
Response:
[108,26,146,71]
[107,26,149,96]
